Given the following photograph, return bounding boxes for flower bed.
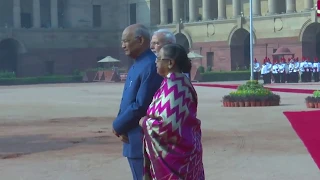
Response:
[222,80,280,107]
[305,90,320,108]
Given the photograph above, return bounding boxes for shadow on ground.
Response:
[0,133,114,159]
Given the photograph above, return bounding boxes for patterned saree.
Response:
[142,72,205,180]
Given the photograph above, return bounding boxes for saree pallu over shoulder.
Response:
[142,73,204,180]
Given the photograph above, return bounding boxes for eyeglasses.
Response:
[156,57,170,62]
[150,42,160,46]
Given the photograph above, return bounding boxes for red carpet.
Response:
[283,110,320,169]
[193,83,315,94]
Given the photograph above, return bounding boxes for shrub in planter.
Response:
[0,71,15,78]
[0,75,82,85]
[222,80,280,107]
[200,70,250,82]
[305,90,320,108]
[197,66,205,73]
[222,95,231,107]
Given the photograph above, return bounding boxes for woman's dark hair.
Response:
[161,44,192,73]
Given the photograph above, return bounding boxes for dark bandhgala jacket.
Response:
[113,49,163,158]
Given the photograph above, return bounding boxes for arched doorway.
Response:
[0,38,26,73]
[302,23,320,59]
[230,28,250,70]
[175,33,190,53]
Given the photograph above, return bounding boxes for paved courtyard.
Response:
[0,82,319,180]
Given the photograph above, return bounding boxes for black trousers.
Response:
[263,74,267,84]
[301,72,307,82]
[263,73,272,84]
[295,72,299,83]
[286,73,291,83]
[290,72,298,83]
[289,73,294,83]
[301,72,312,82]
[314,72,319,82]
[308,71,312,82]
[273,73,280,83]
[253,72,259,81]
[279,73,286,83]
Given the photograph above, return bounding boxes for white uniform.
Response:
[313,62,320,73]
[313,61,320,82]
[253,62,260,72]
[272,64,279,74]
[294,61,300,73]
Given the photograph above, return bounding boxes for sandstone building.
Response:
[0,0,319,76]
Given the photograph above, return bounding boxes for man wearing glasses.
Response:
[151,29,190,79]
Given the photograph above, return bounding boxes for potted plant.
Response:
[222,95,231,107]
[244,96,250,107]
[305,96,315,108]
[314,90,320,108]
[305,90,320,108]
[255,95,262,106]
[229,96,237,107]
[222,80,281,107]
[233,96,240,107]
[239,98,245,107]
[249,95,256,107]
[272,94,280,106]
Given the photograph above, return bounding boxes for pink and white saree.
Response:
[142,72,204,180]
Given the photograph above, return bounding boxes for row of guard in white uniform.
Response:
[253,57,320,84]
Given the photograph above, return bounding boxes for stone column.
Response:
[286,0,296,13]
[160,0,168,24]
[267,0,277,15]
[253,0,261,16]
[304,0,313,11]
[217,0,226,19]
[202,0,210,20]
[33,0,41,28]
[189,0,196,22]
[172,0,180,24]
[232,0,241,18]
[51,0,58,28]
[13,0,21,28]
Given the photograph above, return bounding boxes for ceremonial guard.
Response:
[261,58,268,84]
[278,57,286,83]
[272,59,280,83]
[300,57,307,82]
[288,58,295,83]
[313,57,319,82]
[307,58,313,82]
[285,58,290,82]
[253,58,260,81]
[264,58,272,84]
[293,57,300,83]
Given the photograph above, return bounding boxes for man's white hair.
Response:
[134,25,151,40]
[153,29,176,44]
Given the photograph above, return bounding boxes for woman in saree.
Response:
[139,44,205,180]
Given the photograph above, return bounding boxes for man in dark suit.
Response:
[112,24,162,180]
[150,29,191,79]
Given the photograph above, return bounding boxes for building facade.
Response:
[0,0,319,77]
[0,0,120,77]
[123,0,319,72]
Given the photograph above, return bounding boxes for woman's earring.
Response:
[168,65,172,69]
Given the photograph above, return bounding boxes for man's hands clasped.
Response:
[113,117,148,143]
[112,128,129,143]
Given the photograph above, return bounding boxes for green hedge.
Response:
[200,71,250,82]
[0,75,82,85]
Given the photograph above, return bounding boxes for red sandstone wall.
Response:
[191,36,304,72]
[17,36,309,78]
